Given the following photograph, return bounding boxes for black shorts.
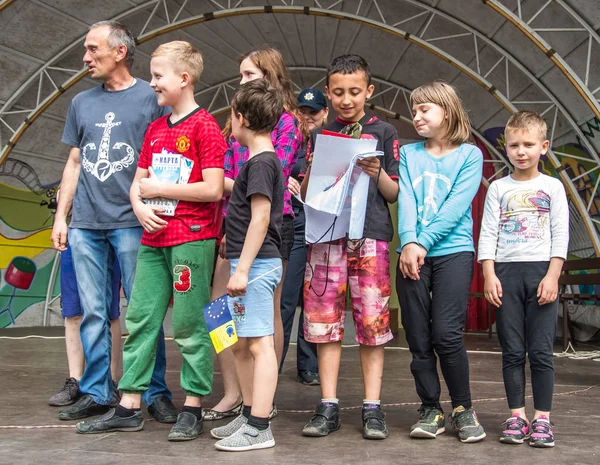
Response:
[279,214,295,261]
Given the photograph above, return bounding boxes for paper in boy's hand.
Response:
[143,150,195,216]
[204,295,238,353]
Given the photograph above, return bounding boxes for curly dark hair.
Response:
[231,80,284,135]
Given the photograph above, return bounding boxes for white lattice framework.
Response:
[196,66,511,187]
[485,0,600,120]
[0,0,599,252]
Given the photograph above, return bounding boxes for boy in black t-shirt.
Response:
[210,80,285,452]
[300,55,400,440]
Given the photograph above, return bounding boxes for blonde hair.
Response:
[505,110,548,141]
[410,81,471,144]
[152,41,203,85]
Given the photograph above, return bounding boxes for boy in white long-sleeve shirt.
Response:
[478,110,569,449]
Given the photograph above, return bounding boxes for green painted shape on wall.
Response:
[0,183,57,232]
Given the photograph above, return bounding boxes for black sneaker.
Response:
[450,406,486,443]
[48,377,81,407]
[76,408,144,434]
[58,394,110,421]
[410,405,445,438]
[148,396,178,424]
[362,407,388,440]
[168,412,203,441]
[302,403,341,437]
[297,371,321,386]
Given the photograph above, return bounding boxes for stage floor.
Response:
[1,327,599,465]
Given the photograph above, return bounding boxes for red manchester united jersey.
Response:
[138,107,226,247]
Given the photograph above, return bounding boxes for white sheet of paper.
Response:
[304,134,379,243]
[306,134,378,200]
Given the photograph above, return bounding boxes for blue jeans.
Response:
[280,208,318,374]
[69,227,171,406]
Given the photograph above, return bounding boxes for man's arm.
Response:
[51,147,80,251]
[139,167,224,202]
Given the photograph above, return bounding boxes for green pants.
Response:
[119,240,215,398]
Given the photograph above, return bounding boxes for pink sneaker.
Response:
[500,413,530,444]
[529,416,555,448]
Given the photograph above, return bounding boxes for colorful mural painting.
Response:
[0,159,61,328]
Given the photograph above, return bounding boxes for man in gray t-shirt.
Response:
[51,20,176,423]
[62,82,164,229]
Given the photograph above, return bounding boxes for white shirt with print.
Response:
[478,173,569,263]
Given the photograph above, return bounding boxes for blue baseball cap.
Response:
[297,88,327,111]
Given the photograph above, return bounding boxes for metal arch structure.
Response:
[0,0,598,252]
[197,66,512,187]
[3,1,599,156]
[484,0,600,120]
[0,0,14,11]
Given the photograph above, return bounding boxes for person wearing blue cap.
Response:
[279,87,328,385]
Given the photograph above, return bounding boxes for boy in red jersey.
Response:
[75,41,226,442]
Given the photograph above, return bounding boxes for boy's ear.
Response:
[541,139,550,154]
[366,84,375,99]
[325,86,332,101]
[181,71,191,87]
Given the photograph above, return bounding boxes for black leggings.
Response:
[495,261,557,412]
[396,252,474,409]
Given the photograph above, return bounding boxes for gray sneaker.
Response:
[214,423,275,452]
[450,406,486,443]
[75,408,144,434]
[48,377,81,407]
[211,414,248,439]
[410,405,445,438]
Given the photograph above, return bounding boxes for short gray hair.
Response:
[90,20,136,69]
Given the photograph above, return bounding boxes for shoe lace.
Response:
[418,405,440,422]
[503,416,526,430]
[532,419,551,434]
[452,409,477,429]
[60,377,78,393]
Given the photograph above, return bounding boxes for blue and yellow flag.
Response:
[204,294,238,353]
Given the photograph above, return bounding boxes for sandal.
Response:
[202,401,243,421]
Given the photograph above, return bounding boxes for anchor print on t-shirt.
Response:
[81,112,135,182]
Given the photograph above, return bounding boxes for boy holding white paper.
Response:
[299,54,400,440]
[75,41,226,442]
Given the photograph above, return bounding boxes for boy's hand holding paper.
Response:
[356,156,381,178]
[139,166,163,198]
